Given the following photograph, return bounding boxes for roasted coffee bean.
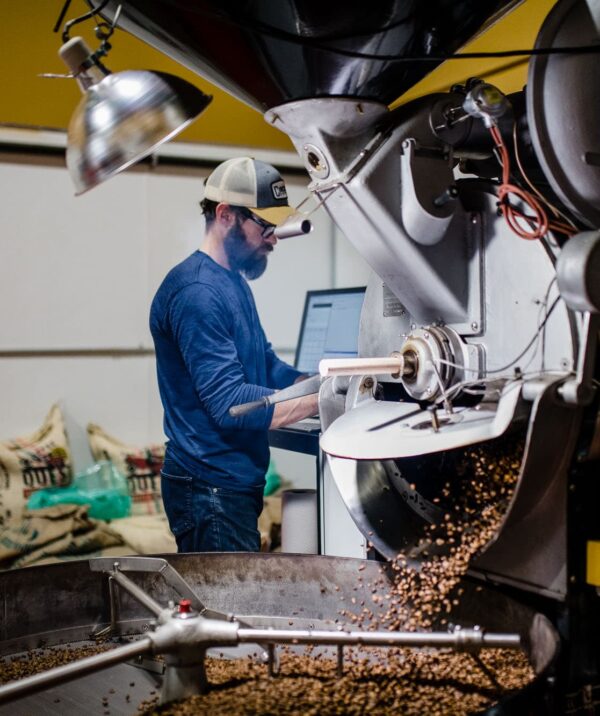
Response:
[0,644,114,685]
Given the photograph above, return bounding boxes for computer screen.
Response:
[294,287,366,374]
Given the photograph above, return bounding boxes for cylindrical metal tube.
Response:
[274,214,313,239]
[237,628,521,650]
[319,356,405,378]
[0,638,153,705]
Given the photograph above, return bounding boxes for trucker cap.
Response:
[204,157,295,226]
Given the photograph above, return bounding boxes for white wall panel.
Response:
[0,162,150,349]
[146,169,209,316]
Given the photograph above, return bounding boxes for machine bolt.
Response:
[471,322,478,331]
[362,377,375,391]
[410,323,417,330]
[433,185,458,208]
[427,405,440,432]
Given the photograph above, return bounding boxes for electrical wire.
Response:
[155,3,600,64]
[433,368,573,408]
[489,125,577,240]
[511,123,578,232]
[486,295,561,374]
[58,0,111,42]
[538,277,558,373]
[427,359,454,413]
[433,291,561,380]
[296,42,600,63]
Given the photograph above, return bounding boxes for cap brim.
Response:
[250,205,295,226]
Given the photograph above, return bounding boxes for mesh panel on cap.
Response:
[204,157,258,206]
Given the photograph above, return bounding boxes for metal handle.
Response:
[229,375,321,417]
[228,396,270,417]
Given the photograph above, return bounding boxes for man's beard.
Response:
[223,219,271,280]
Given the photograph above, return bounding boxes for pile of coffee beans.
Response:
[0,644,114,684]
[137,434,535,715]
[138,647,533,716]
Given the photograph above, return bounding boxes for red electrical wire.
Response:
[489,125,576,240]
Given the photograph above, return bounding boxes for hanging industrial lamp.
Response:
[52,0,212,195]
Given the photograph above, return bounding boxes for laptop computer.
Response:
[286,286,366,432]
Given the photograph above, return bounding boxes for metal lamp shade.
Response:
[66,70,212,194]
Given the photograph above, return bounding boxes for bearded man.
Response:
[150,157,317,553]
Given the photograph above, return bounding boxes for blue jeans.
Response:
[160,456,263,553]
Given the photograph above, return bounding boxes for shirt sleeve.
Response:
[168,283,275,431]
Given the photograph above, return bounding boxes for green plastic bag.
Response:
[264,460,281,496]
[27,461,131,520]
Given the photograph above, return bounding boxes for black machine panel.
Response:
[99,0,518,110]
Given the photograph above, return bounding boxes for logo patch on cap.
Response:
[271,180,287,201]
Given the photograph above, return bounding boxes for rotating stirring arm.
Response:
[0,557,522,707]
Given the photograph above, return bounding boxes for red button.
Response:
[178,599,192,613]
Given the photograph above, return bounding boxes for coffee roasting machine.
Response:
[1,0,600,713]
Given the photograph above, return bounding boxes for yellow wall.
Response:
[1,1,556,150]
[395,0,557,107]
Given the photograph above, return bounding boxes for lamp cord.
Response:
[54,0,111,43]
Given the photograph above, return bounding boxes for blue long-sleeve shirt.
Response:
[150,251,301,491]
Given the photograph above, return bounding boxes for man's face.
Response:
[223,210,276,280]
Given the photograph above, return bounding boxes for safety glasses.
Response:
[236,207,276,238]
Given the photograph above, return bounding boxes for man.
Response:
[150,157,318,553]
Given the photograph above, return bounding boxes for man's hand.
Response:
[270,393,319,429]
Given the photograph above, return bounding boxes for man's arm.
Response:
[270,392,319,429]
[170,284,275,430]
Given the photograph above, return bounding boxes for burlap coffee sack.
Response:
[0,503,124,569]
[87,423,164,516]
[259,495,282,552]
[0,405,72,528]
[107,513,176,554]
